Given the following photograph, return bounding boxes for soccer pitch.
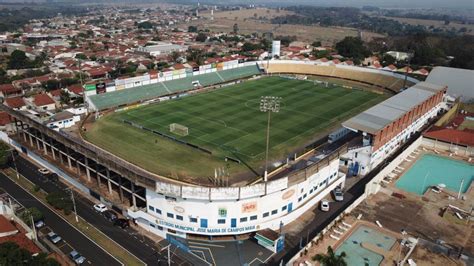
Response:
[85,77,386,181]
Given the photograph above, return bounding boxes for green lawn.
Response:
[84,77,386,182]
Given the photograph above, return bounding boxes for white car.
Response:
[38,168,50,175]
[320,200,330,212]
[333,188,344,202]
[93,203,108,213]
[69,250,86,265]
[47,231,62,244]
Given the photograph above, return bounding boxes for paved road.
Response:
[12,155,203,266]
[0,173,121,266]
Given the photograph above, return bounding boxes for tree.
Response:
[0,141,10,167]
[8,50,30,69]
[60,90,71,107]
[188,25,198,33]
[195,32,207,42]
[233,23,239,34]
[335,37,370,61]
[0,242,60,266]
[42,80,60,91]
[75,53,88,60]
[19,207,44,226]
[137,21,154,29]
[381,53,396,66]
[312,246,347,266]
[46,191,73,215]
[170,51,181,63]
[312,41,322,47]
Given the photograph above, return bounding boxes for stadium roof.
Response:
[342,82,446,135]
[426,66,474,103]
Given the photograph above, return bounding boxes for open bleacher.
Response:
[88,64,261,110]
[265,63,414,92]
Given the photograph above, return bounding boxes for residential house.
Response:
[31,94,56,111]
[4,97,27,110]
[0,84,22,98]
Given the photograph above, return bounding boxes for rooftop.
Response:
[342,82,446,135]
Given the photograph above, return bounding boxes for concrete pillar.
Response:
[96,165,101,188]
[49,140,56,160]
[106,169,112,195]
[40,133,48,155]
[131,182,137,208]
[35,132,41,150]
[58,150,64,165]
[118,176,124,203]
[28,133,34,147]
[85,157,91,182]
[65,148,72,169]
[76,158,81,176]
[22,129,27,142]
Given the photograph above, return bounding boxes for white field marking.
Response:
[4,172,129,266]
[160,82,172,94]
[215,71,225,82]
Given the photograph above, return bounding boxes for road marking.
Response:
[248,257,264,265]
[189,246,216,265]
[3,171,130,266]
[188,241,225,248]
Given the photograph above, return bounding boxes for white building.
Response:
[45,111,81,131]
[135,42,188,56]
[272,40,281,58]
[128,153,345,239]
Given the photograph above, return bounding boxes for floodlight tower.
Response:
[260,96,281,182]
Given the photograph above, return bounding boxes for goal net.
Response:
[169,123,189,136]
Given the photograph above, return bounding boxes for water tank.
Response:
[272,40,281,58]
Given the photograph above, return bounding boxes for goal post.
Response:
[170,123,189,136]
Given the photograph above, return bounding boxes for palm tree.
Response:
[312,246,347,266]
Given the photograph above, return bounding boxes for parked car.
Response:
[69,250,86,265]
[114,218,130,229]
[38,168,50,175]
[47,232,62,244]
[93,203,107,213]
[103,210,118,222]
[333,188,344,202]
[34,219,45,229]
[320,200,330,212]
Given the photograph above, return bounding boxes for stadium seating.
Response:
[265,63,413,92]
[88,65,261,110]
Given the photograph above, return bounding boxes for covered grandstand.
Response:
[87,64,261,110]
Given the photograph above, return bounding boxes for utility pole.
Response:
[10,148,20,179]
[69,189,79,223]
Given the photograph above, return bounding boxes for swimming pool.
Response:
[396,154,473,196]
[336,225,396,266]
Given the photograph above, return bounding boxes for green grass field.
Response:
[85,77,386,183]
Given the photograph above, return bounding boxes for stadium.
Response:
[4,59,446,244]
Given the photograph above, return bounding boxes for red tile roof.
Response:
[67,84,83,95]
[424,128,474,146]
[0,112,12,126]
[0,215,17,234]
[4,97,26,109]
[0,84,21,94]
[49,89,62,97]
[33,94,55,106]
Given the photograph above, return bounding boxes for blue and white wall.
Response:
[128,159,344,238]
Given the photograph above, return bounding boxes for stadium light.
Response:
[260,96,281,182]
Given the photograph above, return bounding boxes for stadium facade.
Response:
[1,60,448,241]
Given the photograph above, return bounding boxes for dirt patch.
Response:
[183,8,383,44]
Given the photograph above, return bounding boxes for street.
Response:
[0,173,121,266]
[12,154,201,266]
